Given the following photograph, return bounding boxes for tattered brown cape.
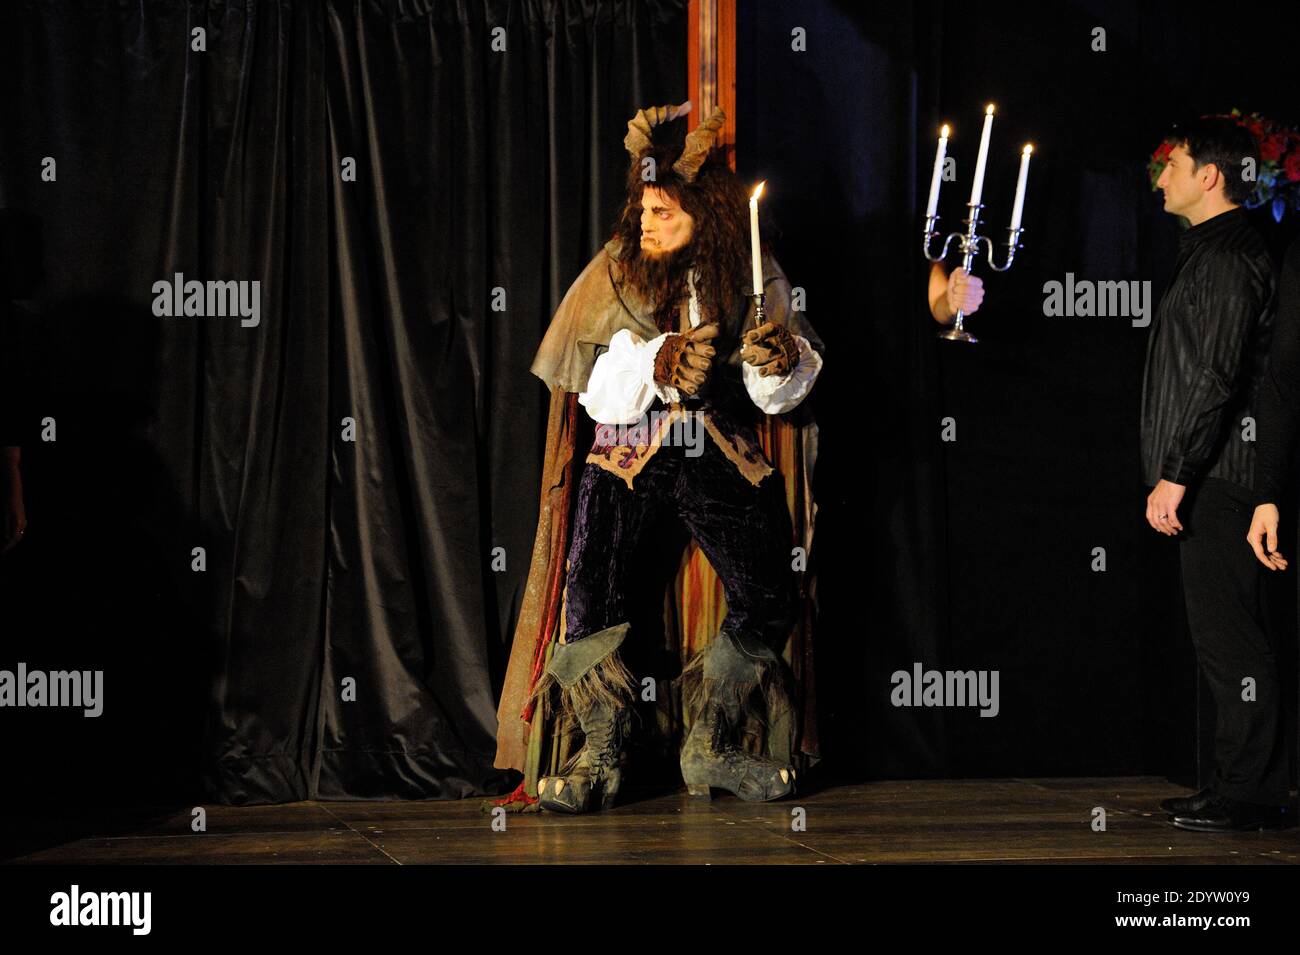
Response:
[489,237,823,808]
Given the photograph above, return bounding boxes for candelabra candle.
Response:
[969,104,995,207]
[1009,145,1033,232]
[925,125,949,219]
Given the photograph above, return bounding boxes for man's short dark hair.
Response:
[1167,116,1261,206]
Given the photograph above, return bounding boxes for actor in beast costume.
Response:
[491,101,824,814]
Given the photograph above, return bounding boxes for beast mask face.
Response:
[622,184,696,332]
[610,101,751,336]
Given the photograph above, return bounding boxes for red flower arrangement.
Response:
[1149,110,1300,222]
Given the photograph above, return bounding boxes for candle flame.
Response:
[1023,144,1034,155]
[751,181,766,201]
[941,124,950,138]
[986,103,995,115]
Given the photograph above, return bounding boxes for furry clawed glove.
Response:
[741,321,800,378]
[653,322,720,396]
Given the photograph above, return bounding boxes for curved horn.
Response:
[624,100,693,161]
[672,106,726,182]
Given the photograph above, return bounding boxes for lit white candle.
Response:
[968,104,995,207]
[925,125,949,219]
[750,181,766,296]
[1009,144,1033,232]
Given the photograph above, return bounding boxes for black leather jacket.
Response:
[1140,207,1276,490]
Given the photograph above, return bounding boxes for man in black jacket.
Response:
[1140,117,1288,831]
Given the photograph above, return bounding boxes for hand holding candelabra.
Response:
[922,105,1034,343]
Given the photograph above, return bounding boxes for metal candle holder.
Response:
[923,204,1024,343]
[751,292,766,332]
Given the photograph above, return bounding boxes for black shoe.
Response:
[1159,787,1215,816]
[1171,795,1291,832]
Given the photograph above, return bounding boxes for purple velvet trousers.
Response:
[563,427,797,656]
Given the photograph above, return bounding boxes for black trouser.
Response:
[1178,477,1289,806]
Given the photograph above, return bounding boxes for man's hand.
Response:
[653,322,719,396]
[946,266,984,319]
[741,321,800,378]
[1145,479,1186,536]
[1247,503,1288,571]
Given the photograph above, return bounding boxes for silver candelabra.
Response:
[923,205,1023,343]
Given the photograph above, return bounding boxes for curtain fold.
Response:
[0,0,686,804]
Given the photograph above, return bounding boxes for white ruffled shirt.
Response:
[578,269,822,426]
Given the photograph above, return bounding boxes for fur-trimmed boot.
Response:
[679,631,796,801]
[531,622,637,814]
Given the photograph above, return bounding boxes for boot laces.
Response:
[582,712,624,775]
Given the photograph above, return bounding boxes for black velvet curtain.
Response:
[0,0,686,804]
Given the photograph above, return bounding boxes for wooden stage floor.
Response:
[6,777,1297,865]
